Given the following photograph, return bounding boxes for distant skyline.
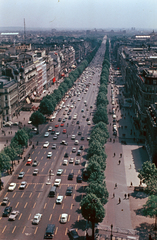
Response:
[0,0,157,31]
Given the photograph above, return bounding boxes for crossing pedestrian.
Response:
[119,198,121,204]
[113,153,115,157]
[128,193,130,198]
[124,194,127,199]
[118,160,121,165]
[115,183,117,188]
[113,193,115,198]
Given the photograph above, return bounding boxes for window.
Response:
[5,95,8,100]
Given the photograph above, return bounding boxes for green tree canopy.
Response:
[13,129,29,147]
[89,154,106,171]
[39,98,54,115]
[87,140,104,159]
[86,182,109,205]
[86,160,102,177]
[53,89,62,102]
[30,111,45,133]
[0,151,11,172]
[88,171,105,184]
[143,195,157,229]
[4,146,17,162]
[97,92,108,107]
[93,105,108,125]
[138,161,157,183]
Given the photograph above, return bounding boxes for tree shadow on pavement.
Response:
[70,219,87,231]
[131,191,148,199]
[131,147,149,173]
[76,186,87,193]
[135,222,155,240]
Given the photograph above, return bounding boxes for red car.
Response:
[63,129,67,134]
[26,158,33,165]
[55,124,59,128]
[60,123,64,127]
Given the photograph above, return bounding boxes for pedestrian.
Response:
[118,160,121,165]
[115,183,117,188]
[128,193,130,198]
[130,164,131,169]
[124,194,127,199]
[130,182,133,187]
[119,198,121,204]
[120,153,122,157]
[113,193,115,198]
[114,153,115,157]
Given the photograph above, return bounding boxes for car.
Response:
[79,145,84,150]
[18,172,25,179]
[81,109,84,112]
[68,173,74,180]
[8,183,16,191]
[54,179,61,186]
[64,152,69,158]
[63,159,68,165]
[62,118,66,122]
[32,127,37,131]
[57,169,63,175]
[90,105,93,108]
[75,159,80,165]
[66,186,73,196]
[63,129,67,134]
[47,152,52,158]
[28,120,32,124]
[1,197,9,206]
[32,213,42,224]
[60,213,68,223]
[81,136,85,140]
[52,144,57,149]
[76,120,79,124]
[87,121,91,125]
[77,174,82,183]
[87,137,90,141]
[58,118,62,122]
[113,130,117,136]
[51,129,55,135]
[2,206,12,217]
[69,158,74,164]
[55,124,59,128]
[86,118,89,121]
[82,115,85,118]
[32,160,38,166]
[69,116,72,120]
[71,135,76,140]
[73,115,77,120]
[72,147,76,153]
[44,132,49,137]
[48,126,52,131]
[77,150,81,156]
[26,158,33,165]
[78,98,81,101]
[43,141,49,148]
[78,132,82,136]
[8,210,20,221]
[68,229,79,240]
[74,140,79,145]
[60,123,64,127]
[56,131,60,136]
[19,181,27,189]
[60,140,68,145]
[53,135,58,140]
[112,100,115,105]
[56,195,63,204]
[33,169,39,175]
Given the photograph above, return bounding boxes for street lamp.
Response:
[110,224,113,240]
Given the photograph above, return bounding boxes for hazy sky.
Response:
[0,0,157,30]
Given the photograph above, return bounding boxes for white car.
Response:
[32,213,42,224]
[63,159,68,165]
[54,179,61,186]
[43,141,49,148]
[57,169,63,175]
[52,144,57,149]
[56,131,60,136]
[73,115,77,120]
[33,169,39,175]
[69,158,74,164]
[48,126,52,131]
[44,132,49,137]
[60,213,68,223]
[56,195,63,204]
[19,181,27,189]
[72,148,76,153]
[75,159,80,165]
[9,210,19,220]
[47,152,52,158]
[8,183,16,191]
[87,121,91,125]
[74,140,79,145]
[71,135,76,140]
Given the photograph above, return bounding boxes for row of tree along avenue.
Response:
[138,161,157,234]
[30,40,102,133]
[0,127,31,187]
[80,39,110,240]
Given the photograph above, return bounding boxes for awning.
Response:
[61,73,65,77]
[53,77,56,83]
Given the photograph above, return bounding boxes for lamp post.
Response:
[110,224,113,240]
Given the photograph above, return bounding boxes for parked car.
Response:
[56,195,63,204]
[57,169,63,175]
[26,158,33,165]
[43,141,49,148]
[60,213,68,223]
[68,229,79,240]
[68,173,74,180]
[66,186,73,196]
[18,172,25,179]
[44,132,49,137]
[2,206,12,217]
[54,179,61,186]
[1,197,9,206]
[19,181,27,189]
[8,210,19,220]
[63,159,68,165]
[75,159,80,165]
[33,169,39,175]
[47,152,52,158]
[52,144,57,149]
[32,160,38,166]
[8,183,16,191]
[77,174,82,183]
[64,152,69,157]
[69,158,74,164]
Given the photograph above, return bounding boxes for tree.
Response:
[80,193,105,240]
[30,111,45,134]
[87,140,104,159]
[93,105,108,125]
[89,154,106,171]
[138,161,157,183]
[86,182,109,205]
[88,171,105,184]
[4,146,17,168]
[39,98,54,115]
[0,151,11,173]
[143,195,157,230]
[97,92,108,107]
[89,131,108,146]
[53,89,62,102]
[10,141,23,156]
[86,160,102,177]
[13,129,29,147]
